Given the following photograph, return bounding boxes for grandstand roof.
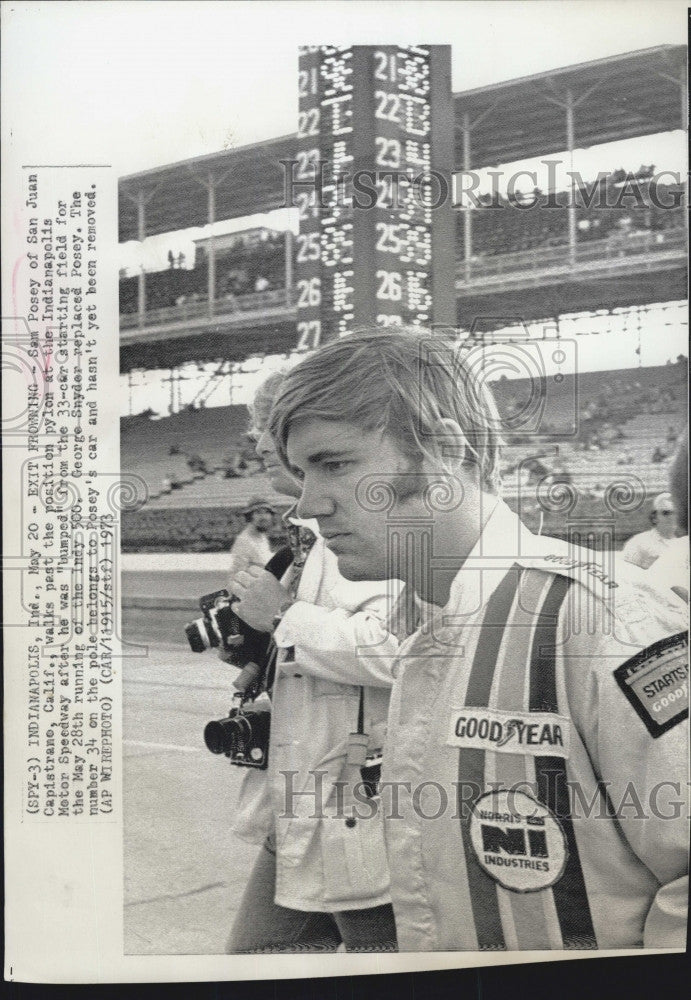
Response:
[118,45,686,242]
[452,45,685,166]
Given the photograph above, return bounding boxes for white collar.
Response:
[444,497,556,618]
[282,502,320,536]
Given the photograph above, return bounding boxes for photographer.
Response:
[221,372,404,954]
[227,496,276,581]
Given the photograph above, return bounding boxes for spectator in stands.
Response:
[222,456,241,478]
[186,452,207,474]
[227,497,275,580]
[230,453,248,476]
[222,371,401,953]
[224,435,262,478]
[622,491,679,570]
[254,275,270,293]
[228,268,249,294]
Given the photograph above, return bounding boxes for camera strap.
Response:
[346,688,368,766]
[263,641,279,694]
[246,546,294,696]
[357,685,365,735]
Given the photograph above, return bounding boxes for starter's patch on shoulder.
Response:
[614,632,688,738]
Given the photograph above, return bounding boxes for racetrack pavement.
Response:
[123,602,260,955]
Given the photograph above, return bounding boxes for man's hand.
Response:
[231,565,293,632]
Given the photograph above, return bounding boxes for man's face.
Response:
[250,508,273,532]
[253,425,301,499]
[286,418,430,581]
[656,505,678,538]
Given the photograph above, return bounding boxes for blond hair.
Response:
[269,328,504,493]
[249,368,287,433]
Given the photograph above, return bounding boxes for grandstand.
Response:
[120,45,687,553]
[119,226,286,316]
[122,360,686,551]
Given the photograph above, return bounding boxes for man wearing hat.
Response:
[228,496,276,580]
[622,491,679,570]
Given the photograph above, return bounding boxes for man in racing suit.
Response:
[269,328,689,953]
[383,499,688,951]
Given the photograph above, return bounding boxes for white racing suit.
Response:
[232,535,402,913]
[382,500,689,951]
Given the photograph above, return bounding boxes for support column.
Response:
[137,190,146,329]
[284,229,293,303]
[207,173,216,318]
[565,89,577,266]
[462,113,473,281]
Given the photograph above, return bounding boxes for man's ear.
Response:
[427,418,469,468]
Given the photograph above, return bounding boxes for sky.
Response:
[3,1,687,178]
[4,1,686,271]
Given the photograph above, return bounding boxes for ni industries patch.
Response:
[469,789,568,893]
[614,631,688,738]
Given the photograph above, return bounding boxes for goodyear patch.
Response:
[470,789,568,893]
[446,708,570,758]
[614,631,688,738]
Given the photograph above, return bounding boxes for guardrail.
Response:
[120,287,295,331]
[119,228,687,329]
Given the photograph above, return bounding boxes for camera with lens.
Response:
[185,589,270,661]
[190,549,295,771]
[204,695,271,769]
[187,591,274,769]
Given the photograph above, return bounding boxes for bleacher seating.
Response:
[141,470,287,511]
[456,173,685,260]
[121,505,287,553]
[121,361,687,551]
[121,405,251,499]
[119,231,286,315]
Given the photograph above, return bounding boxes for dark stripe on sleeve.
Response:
[529,574,598,950]
[458,565,523,951]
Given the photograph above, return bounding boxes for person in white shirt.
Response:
[227,497,275,581]
[224,372,402,953]
[622,492,679,569]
